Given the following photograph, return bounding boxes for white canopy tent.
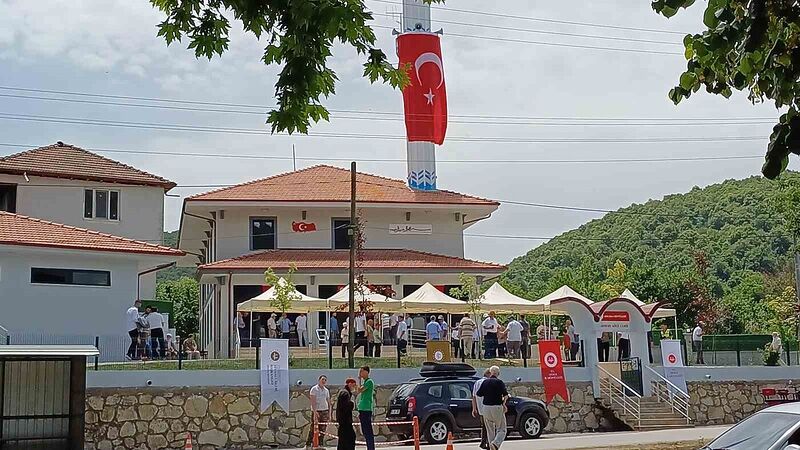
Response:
[237,279,329,313]
[329,285,403,311]
[400,283,469,313]
[533,285,594,340]
[479,282,542,314]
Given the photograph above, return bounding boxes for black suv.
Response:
[386,363,549,444]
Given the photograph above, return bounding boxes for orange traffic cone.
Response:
[446,432,454,450]
[184,432,193,450]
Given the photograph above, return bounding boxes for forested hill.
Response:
[501,173,800,334]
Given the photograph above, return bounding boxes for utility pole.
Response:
[348,161,357,368]
[794,235,800,341]
[402,0,437,191]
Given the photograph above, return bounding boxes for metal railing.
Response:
[646,366,691,424]
[598,364,642,429]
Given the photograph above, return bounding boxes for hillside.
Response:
[158,230,195,282]
[501,173,800,335]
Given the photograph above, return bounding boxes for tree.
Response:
[149,0,428,133]
[652,0,800,178]
[155,276,200,338]
[449,273,485,315]
[600,259,629,298]
[766,285,798,339]
[264,265,301,313]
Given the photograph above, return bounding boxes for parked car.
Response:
[386,363,549,444]
[700,402,800,450]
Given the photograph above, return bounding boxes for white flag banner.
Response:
[660,339,687,395]
[260,338,290,412]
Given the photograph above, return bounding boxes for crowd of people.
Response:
[125,299,201,361]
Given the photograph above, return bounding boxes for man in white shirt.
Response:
[482,312,499,359]
[307,375,332,449]
[472,369,491,449]
[146,306,166,359]
[692,322,704,364]
[267,313,277,338]
[125,300,142,360]
[505,317,523,359]
[396,314,408,356]
[296,313,309,347]
[354,313,367,356]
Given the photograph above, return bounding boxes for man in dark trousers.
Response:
[357,366,376,450]
[336,378,357,450]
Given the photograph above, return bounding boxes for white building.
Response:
[0,142,176,298]
[177,165,505,357]
[0,212,183,348]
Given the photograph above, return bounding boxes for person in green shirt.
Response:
[357,366,375,450]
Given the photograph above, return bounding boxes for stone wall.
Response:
[84,382,604,450]
[688,380,785,425]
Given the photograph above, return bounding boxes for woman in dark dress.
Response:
[337,378,357,450]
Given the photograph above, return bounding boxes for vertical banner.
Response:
[260,338,290,412]
[538,340,570,403]
[660,339,687,395]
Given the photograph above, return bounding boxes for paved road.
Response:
[306,426,728,450]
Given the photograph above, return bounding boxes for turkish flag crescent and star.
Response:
[538,340,570,403]
[397,32,448,144]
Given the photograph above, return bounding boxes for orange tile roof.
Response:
[199,248,505,272]
[187,165,498,205]
[0,211,184,257]
[0,142,176,189]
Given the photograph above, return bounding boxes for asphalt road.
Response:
[304,425,728,450]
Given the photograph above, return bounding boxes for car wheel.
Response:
[518,411,544,439]
[423,416,451,444]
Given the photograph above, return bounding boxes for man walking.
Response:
[505,317,523,359]
[459,314,476,360]
[520,316,530,359]
[471,369,491,449]
[426,315,442,341]
[306,375,332,449]
[297,313,309,347]
[438,315,448,341]
[357,366,375,450]
[692,321,705,364]
[476,366,509,450]
[146,306,166,359]
[336,378,357,450]
[125,300,142,360]
[354,312,367,356]
[482,312,499,359]
[267,313,278,338]
[396,314,408,356]
[565,319,579,361]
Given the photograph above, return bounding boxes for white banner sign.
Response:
[388,224,432,235]
[660,339,687,395]
[260,338,290,412]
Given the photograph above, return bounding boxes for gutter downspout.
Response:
[137,262,176,300]
[228,271,234,358]
[463,213,493,226]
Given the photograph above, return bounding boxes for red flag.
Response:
[397,32,448,144]
[538,340,570,403]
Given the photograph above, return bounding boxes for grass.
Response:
[96,356,525,371]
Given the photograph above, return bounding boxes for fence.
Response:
[650,333,800,367]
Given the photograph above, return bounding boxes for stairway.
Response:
[602,396,693,430]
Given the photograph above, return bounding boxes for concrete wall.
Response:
[209,206,466,260]
[0,245,169,340]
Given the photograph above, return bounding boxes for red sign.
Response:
[291,221,317,232]
[538,340,570,403]
[397,32,448,144]
[667,353,677,364]
[601,311,630,322]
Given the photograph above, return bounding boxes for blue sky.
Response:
[0,0,788,264]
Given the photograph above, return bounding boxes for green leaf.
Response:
[679,72,698,89]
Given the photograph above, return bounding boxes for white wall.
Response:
[210,206,466,261]
[0,174,165,243]
[0,246,164,339]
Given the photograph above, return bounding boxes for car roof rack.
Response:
[419,362,477,378]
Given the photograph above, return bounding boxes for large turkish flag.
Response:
[397,32,448,145]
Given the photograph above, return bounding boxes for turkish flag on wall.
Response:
[538,340,570,403]
[397,32,448,144]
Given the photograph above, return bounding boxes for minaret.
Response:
[402,0,437,191]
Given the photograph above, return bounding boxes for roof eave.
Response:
[0,168,176,190]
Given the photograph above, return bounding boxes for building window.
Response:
[0,184,16,213]
[250,217,276,250]
[332,219,351,250]
[30,268,111,287]
[84,189,119,220]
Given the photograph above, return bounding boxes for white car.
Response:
[702,403,800,450]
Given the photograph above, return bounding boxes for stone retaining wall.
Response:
[688,379,788,424]
[84,383,603,450]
